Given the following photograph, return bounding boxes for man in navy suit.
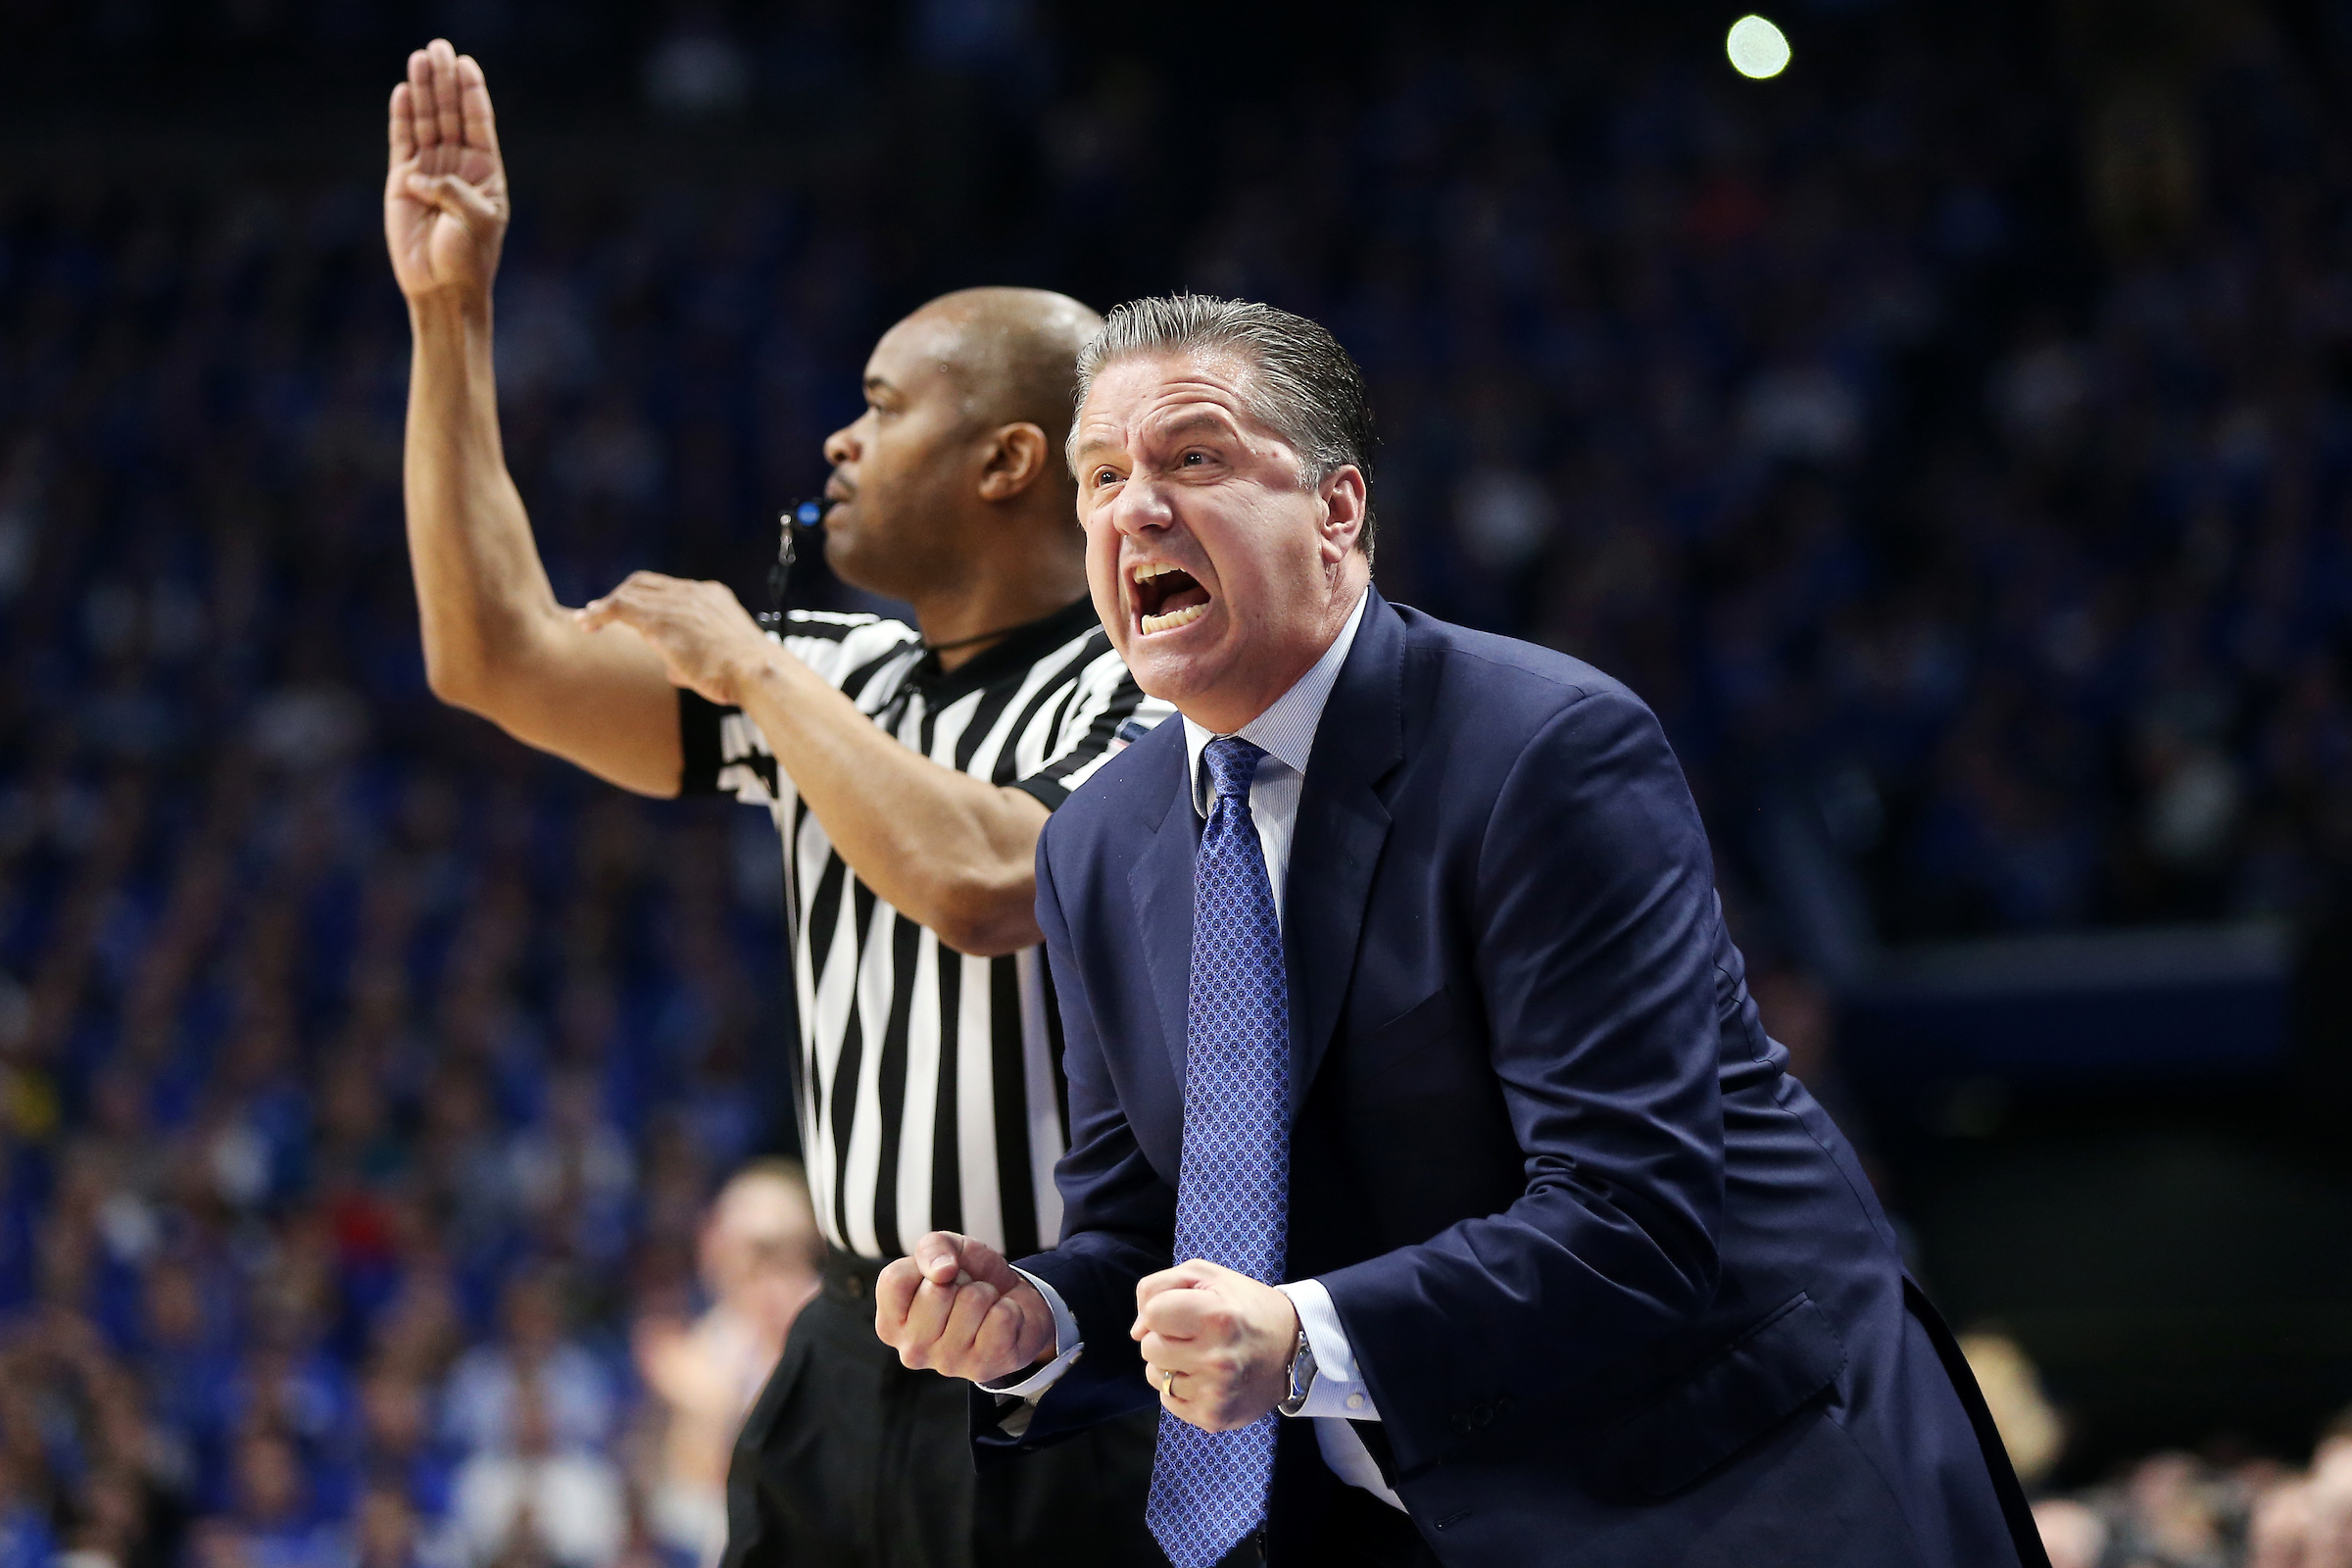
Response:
[874,295,2048,1568]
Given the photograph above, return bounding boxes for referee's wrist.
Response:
[723,640,788,704]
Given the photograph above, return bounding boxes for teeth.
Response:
[1132,561,1180,583]
[1140,603,1207,635]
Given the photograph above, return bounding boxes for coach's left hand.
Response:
[1133,1260,1299,1432]
[578,571,772,707]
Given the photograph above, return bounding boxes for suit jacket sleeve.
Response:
[1320,684,1729,1476]
[969,818,1174,1461]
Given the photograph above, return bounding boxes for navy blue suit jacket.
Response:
[985,592,2045,1568]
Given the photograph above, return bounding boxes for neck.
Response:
[1179,563,1368,733]
[906,525,1089,672]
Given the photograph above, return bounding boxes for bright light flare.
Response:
[1727,15,1791,79]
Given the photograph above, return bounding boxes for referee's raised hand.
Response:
[385,37,509,307]
[877,1231,1056,1383]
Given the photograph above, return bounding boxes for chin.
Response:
[821,530,887,598]
[1124,645,1222,714]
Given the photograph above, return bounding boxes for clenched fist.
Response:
[875,1232,1057,1384]
[1133,1259,1299,1432]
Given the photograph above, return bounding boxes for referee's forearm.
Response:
[402,294,555,702]
[731,651,1049,956]
[401,298,685,799]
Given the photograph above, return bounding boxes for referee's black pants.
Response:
[720,1250,1162,1568]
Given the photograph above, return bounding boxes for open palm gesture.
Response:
[385,38,510,304]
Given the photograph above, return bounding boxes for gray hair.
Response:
[1072,294,1377,561]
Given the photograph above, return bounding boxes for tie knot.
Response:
[1201,736,1265,803]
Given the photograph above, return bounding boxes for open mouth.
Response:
[1132,561,1211,635]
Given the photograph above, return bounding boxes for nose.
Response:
[822,421,858,468]
[1103,472,1175,540]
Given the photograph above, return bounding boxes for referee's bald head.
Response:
[822,287,1102,600]
[904,287,1103,492]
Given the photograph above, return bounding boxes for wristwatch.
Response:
[1277,1323,1318,1416]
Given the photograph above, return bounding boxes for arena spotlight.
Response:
[1727,15,1791,79]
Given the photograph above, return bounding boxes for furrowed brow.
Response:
[1149,410,1238,447]
[1071,426,1127,468]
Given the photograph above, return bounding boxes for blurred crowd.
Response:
[1960,1330,2352,1568]
[0,1,2348,1565]
[2030,1428,2352,1568]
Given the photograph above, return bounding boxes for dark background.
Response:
[1,0,2350,1562]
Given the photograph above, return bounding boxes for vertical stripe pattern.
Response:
[685,606,1170,1261]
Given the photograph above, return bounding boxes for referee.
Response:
[386,40,1163,1568]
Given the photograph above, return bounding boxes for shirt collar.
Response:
[1183,588,1370,817]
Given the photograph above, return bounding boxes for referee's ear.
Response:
[976,421,1053,504]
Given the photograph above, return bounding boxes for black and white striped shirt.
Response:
[679,598,1170,1263]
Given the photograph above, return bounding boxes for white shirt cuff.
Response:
[1274,1279,1381,1421]
[974,1268,1082,1398]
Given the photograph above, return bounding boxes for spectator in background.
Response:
[229,1245,359,1514]
[222,1432,347,1568]
[2302,1440,2352,1567]
[2246,1484,2312,1568]
[139,1259,234,1510]
[632,1163,819,1568]
[0,1308,185,1568]
[351,1488,426,1568]
[2033,1497,2110,1568]
[355,1369,455,1529]
[0,1452,55,1568]
[1963,1330,2067,1494]
[412,1069,513,1270]
[65,1461,172,1568]
[441,1272,613,1461]
[2023,1412,2352,1567]
[448,1381,624,1568]
[506,1071,634,1271]
[368,1272,466,1400]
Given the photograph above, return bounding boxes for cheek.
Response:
[1083,527,1127,635]
[1082,517,1120,584]
[1200,528,1272,622]
[1089,583,1125,649]
[863,440,950,535]
[864,430,911,491]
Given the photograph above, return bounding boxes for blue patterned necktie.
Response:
[1148,736,1292,1568]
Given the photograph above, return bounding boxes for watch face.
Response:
[1287,1338,1317,1408]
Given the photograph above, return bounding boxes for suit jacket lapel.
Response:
[1126,737,1199,1095]
[1285,589,1405,1118]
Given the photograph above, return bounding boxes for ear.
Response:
[1317,466,1368,564]
[976,422,1052,504]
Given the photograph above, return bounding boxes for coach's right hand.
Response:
[876,1232,1057,1383]
[385,36,510,306]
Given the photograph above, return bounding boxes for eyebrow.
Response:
[1074,407,1236,463]
[1150,409,1238,445]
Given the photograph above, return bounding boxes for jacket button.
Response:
[1473,1402,1494,1428]
[1450,1413,1472,1435]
